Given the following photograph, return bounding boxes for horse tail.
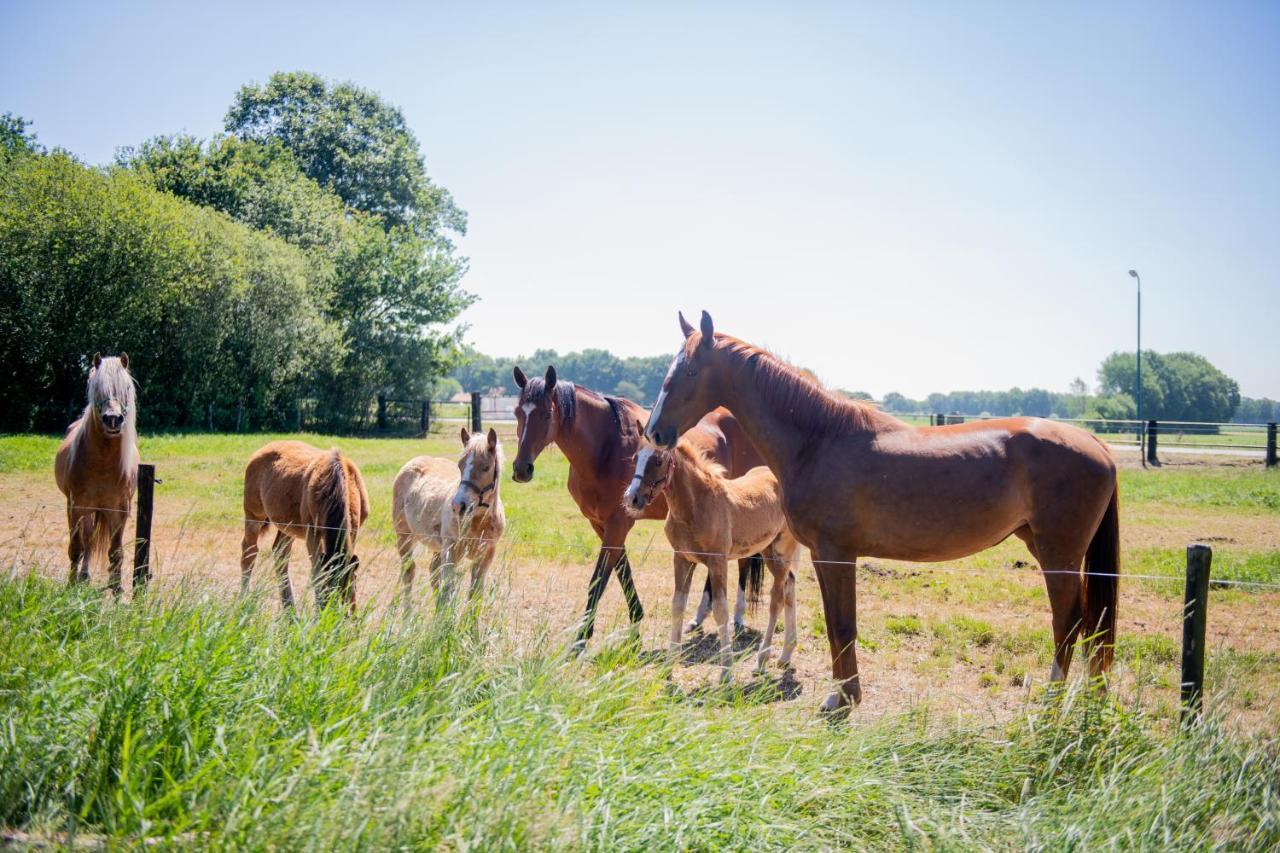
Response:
[317,450,353,600]
[1083,484,1120,672]
[87,510,114,571]
[741,553,765,614]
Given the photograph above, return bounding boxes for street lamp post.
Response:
[1129,269,1143,466]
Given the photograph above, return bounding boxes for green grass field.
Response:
[2,576,1278,849]
[2,432,1279,847]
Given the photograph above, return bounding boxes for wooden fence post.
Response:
[377,393,388,431]
[471,391,482,433]
[1146,419,1158,465]
[1267,422,1277,468]
[420,400,430,435]
[1180,543,1212,725]
[132,463,156,592]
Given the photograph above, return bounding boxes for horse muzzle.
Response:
[512,461,534,483]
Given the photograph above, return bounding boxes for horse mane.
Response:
[67,356,140,484]
[673,440,727,485]
[715,336,890,436]
[520,378,579,430]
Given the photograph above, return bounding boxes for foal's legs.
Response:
[692,558,754,633]
[757,548,797,672]
[239,518,266,593]
[670,554,698,652]
[269,531,295,609]
[469,545,496,599]
[706,555,733,680]
[396,531,417,593]
[813,547,862,710]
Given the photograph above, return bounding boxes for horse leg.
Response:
[670,554,697,653]
[106,513,125,598]
[67,509,91,584]
[691,572,713,633]
[813,548,862,711]
[707,555,733,681]
[575,517,635,647]
[469,545,496,599]
[734,557,752,632]
[1032,538,1086,683]
[437,543,460,605]
[427,550,444,594]
[782,571,798,668]
[396,531,417,594]
[240,518,266,594]
[757,550,790,672]
[270,531,295,610]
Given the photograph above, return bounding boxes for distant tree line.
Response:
[453,342,1272,424]
[0,71,469,433]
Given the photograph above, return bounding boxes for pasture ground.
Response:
[2,430,1278,847]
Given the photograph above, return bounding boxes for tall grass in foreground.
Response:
[1,575,1277,849]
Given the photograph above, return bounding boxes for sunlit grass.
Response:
[1,574,1277,848]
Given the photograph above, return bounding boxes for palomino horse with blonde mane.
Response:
[511,365,766,648]
[54,353,139,594]
[624,438,799,679]
[393,427,507,602]
[241,441,369,611]
[646,312,1120,713]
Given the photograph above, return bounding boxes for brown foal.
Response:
[645,312,1120,713]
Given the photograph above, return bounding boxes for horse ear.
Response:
[544,365,557,393]
[699,311,715,346]
[460,426,471,445]
[513,365,527,389]
[487,427,498,450]
[679,311,695,339]
[92,353,102,368]
[120,352,129,369]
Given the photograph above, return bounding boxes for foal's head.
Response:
[622,440,674,515]
[452,426,502,518]
[645,311,723,449]
[512,365,571,483]
[85,353,136,439]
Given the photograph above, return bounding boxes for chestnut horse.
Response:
[511,366,765,647]
[393,427,506,602]
[241,441,369,611]
[54,353,139,595]
[645,312,1119,712]
[624,439,799,679]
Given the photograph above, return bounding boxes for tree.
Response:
[225,71,464,236]
[1098,350,1239,422]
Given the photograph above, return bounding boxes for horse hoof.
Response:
[733,619,746,634]
[687,621,703,634]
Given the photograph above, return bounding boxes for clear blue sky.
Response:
[4,1,1278,398]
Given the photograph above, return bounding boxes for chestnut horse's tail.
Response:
[742,554,765,613]
[316,450,353,600]
[1083,484,1120,671]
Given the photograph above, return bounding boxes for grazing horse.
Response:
[645,311,1120,712]
[240,441,369,611]
[54,353,139,594]
[393,427,507,602]
[511,365,766,647]
[624,439,799,679]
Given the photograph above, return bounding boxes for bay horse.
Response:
[511,365,765,648]
[240,441,369,611]
[624,439,799,679]
[393,427,507,602]
[54,353,139,595]
[645,311,1120,712]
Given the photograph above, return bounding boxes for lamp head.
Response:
[1128,269,1138,278]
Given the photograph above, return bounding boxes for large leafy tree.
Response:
[1098,351,1240,423]
[220,73,473,422]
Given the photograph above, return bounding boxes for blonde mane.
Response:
[67,356,139,483]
